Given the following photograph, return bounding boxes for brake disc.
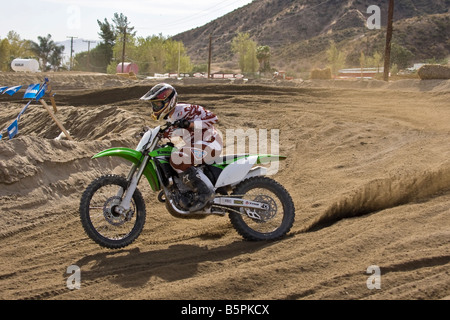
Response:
[103,196,132,226]
[245,194,277,222]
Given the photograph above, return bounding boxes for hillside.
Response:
[173,0,450,73]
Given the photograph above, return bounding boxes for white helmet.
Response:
[140,83,178,121]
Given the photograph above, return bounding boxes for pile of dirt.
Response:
[418,64,450,80]
[0,71,140,91]
[0,73,449,300]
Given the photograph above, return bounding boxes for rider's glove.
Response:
[173,119,191,129]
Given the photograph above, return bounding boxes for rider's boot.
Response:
[180,166,215,212]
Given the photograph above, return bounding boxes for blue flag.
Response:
[7,119,19,139]
[35,83,47,100]
[0,86,8,94]
[24,84,40,99]
[0,132,3,141]
[4,85,22,96]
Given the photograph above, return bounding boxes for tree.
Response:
[164,39,192,74]
[6,31,33,59]
[112,13,136,73]
[360,51,366,79]
[97,18,116,69]
[135,35,166,74]
[0,31,36,71]
[49,45,65,71]
[0,38,11,71]
[371,51,383,73]
[108,34,193,75]
[30,34,64,71]
[326,40,346,76]
[97,18,115,48]
[390,43,414,69]
[256,45,271,74]
[231,32,258,73]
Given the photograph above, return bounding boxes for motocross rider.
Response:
[140,83,223,212]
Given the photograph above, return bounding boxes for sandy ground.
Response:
[0,72,449,300]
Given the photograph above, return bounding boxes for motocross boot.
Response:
[180,166,215,212]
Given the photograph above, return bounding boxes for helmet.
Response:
[140,83,177,121]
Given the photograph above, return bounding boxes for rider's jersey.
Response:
[165,103,219,143]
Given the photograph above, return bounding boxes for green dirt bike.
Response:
[79,123,295,249]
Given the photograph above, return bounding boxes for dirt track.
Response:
[0,73,449,300]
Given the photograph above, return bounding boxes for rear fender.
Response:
[93,148,160,191]
[214,154,286,188]
[214,155,258,188]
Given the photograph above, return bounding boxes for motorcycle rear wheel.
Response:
[229,176,295,241]
[79,174,146,249]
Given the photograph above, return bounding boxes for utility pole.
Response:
[178,42,181,77]
[121,28,127,73]
[208,35,212,79]
[67,36,78,71]
[82,40,97,71]
[383,0,394,81]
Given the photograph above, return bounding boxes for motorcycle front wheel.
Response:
[79,174,146,249]
[229,176,295,241]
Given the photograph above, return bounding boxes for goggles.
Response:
[151,100,166,113]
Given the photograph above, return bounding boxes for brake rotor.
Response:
[246,194,277,222]
[103,196,130,226]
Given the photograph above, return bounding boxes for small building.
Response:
[116,62,139,75]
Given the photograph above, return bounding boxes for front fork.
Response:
[115,155,150,215]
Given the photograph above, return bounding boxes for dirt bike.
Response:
[79,122,295,249]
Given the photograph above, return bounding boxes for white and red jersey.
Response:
[165,103,219,143]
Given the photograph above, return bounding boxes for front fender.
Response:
[93,147,160,191]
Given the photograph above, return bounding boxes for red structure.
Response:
[116,63,139,75]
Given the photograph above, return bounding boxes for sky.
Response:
[0,0,253,42]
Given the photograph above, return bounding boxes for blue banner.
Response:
[35,83,47,101]
[3,85,22,96]
[24,83,41,99]
[1,78,53,141]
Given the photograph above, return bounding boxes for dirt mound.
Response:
[306,78,450,92]
[0,72,140,90]
[1,80,449,300]
[418,64,450,80]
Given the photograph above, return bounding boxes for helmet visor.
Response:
[151,100,165,113]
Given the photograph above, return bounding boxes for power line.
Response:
[137,0,250,32]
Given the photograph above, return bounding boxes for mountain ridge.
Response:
[172,0,450,74]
